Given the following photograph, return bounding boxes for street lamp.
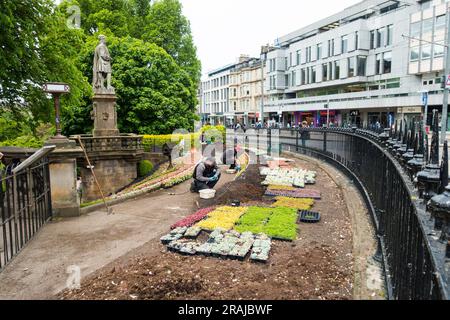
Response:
[43,82,70,140]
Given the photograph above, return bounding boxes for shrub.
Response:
[138,160,154,177]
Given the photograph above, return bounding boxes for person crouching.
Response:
[190,157,221,193]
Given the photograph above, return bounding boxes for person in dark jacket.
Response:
[190,157,221,193]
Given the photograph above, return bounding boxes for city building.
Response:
[229,56,266,126]
[200,0,450,129]
[201,55,266,127]
[264,0,449,128]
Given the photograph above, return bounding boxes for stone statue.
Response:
[93,35,114,93]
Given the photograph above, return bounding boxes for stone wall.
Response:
[80,158,138,202]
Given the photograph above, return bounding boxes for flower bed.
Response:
[195,206,248,231]
[265,189,321,199]
[271,197,314,210]
[260,167,316,187]
[263,207,298,241]
[170,207,215,229]
[234,207,272,235]
[234,206,298,241]
[267,185,297,191]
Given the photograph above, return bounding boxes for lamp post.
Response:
[43,82,70,140]
[419,90,429,135]
[324,103,330,128]
[260,45,269,125]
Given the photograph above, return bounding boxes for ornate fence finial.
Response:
[441,140,449,194]
[430,110,440,165]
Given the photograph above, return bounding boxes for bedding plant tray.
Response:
[264,189,321,199]
[234,206,298,241]
[299,210,321,223]
[195,206,248,231]
[271,196,314,210]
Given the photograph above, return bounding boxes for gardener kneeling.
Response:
[190,157,222,193]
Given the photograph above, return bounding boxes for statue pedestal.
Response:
[92,93,119,137]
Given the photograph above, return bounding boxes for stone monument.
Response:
[71,35,143,202]
[92,35,119,137]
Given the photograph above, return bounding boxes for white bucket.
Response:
[199,189,216,199]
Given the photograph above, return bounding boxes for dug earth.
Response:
[60,155,381,300]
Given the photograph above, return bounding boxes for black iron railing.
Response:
[0,152,52,271]
[277,126,449,300]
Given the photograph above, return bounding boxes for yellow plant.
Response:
[267,185,297,191]
[271,197,314,210]
[196,206,248,231]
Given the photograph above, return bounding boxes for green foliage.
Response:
[0,0,52,105]
[143,0,201,84]
[234,207,298,241]
[106,37,198,134]
[138,160,154,177]
[0,0,201,146]
[0,136,44,149]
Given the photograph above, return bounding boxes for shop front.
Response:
[318,110,337,127]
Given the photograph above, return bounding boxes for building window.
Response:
[434,42,445,57]
[370,30,376,49]
[411,21,421,37]
[348,58,355,77]
[383,51,392,74]
[387,25,393,46]
[355,32,359,50]
[306,47,311,63]
[334,61,340,80]
[357,56,367,76]
[297,50,301,65]
[311,66,316,83]
[322,63,328,81]
[291,71,296,86]
[375,54,382,75]
[421,45,431,60]
[301,69,306,85]
[410,47,420,61]
[289,52,293,67]
[422,18,433,34]
[328,40,332,57]
[317,43,322,60]
[341,35,348,53]
[377,27,385,48]
[436,15,446,31]
[331,39,335,56]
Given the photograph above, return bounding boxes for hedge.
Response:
[142,125,227,152]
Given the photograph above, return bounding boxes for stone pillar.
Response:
[92,93,119,137]
[45,140,83,217]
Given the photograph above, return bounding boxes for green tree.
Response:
[105,36,198,134]
[143,0,201,85]
[0,0,53,106]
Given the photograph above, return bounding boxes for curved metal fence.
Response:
[278,127,449,300]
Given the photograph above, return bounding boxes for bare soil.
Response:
[60,157,356,300]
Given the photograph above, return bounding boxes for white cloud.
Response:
[180,0,362,76]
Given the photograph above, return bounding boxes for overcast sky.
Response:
[179,0,362,77]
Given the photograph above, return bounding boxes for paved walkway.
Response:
[0,172,233,300]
